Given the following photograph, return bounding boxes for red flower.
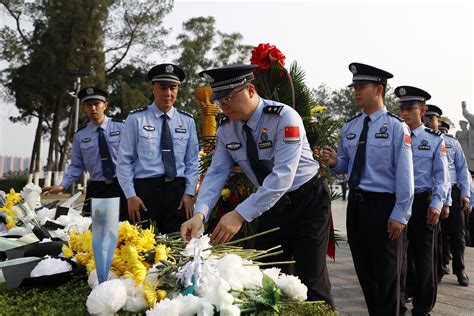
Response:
[250,43,286,71]
[229,193,239,206]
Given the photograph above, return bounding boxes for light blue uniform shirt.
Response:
[469,181,474,209]
[444,134,471,206]
[116,103,199,199]
[410,124,449,211]
[332,107,414,224]
[194,98,319,222]
[60,116,124,189]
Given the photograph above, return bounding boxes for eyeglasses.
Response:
[214,85,248,106]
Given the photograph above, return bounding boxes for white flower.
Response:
[276,274,308,301]
[121,278,148,312]
[203,278,234,311]
[87,269,118,289]
[181,235,212,259]
[263,267,281,283]
[220,304,241,316]
[86,279,127,315]
[36,207,56,224]
[217,254,262,291]
[20,183,42,210]
[146,297,182,316]
[5,226,31,236]
[30,257,72,277]
[177,294,202,315]
[197,301,214,316]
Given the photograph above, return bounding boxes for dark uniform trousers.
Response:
[253,173,334,309]
[347,190,404,316]
[400,191,437,316]
[441,186,466,274]
[133,176,186,234]
[82,178,128,221]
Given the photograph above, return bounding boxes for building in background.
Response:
[0,155,31,178]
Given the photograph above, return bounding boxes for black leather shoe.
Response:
[441,264,450,275]
[456,271,469,286]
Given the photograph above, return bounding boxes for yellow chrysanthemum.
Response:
[154,244,169,263]
[130,261,147,285]
[310,105,327,115]
[61,244,74,258]
[86,259,96,274]
[118,221,140,245]
[220,188,231,200]
[80,230,93,252]
[76,252,93,266]
[5,216,15,229]
[136,228,156,252]
[143,282,168,307]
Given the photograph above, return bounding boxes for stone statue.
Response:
[461,101,474,170]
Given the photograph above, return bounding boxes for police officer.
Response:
[116,63,199,233]
[469,170,474,246]
[180,64,334,307]
[428,116,471,286]
[43,87,128,220]
[396,86,449,316]
[323,63,414,316]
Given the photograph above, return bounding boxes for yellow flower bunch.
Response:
[63,221,171,285]
[0,188,22,229]
[220,188,231,200]
[143,281,168,307]
[310,105,327,115]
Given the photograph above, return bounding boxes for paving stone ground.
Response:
[329,199,474,315]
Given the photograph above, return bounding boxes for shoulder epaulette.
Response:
[446,134,456,139]
[263,105,284,115]
[111,118,125,123]
[218,116,230,126]
[346,112,362,123]
[387,112,404,122]
[129,107,148,114]
[425,128,442,136]
[177,109,194,118]
[75,124,88,134]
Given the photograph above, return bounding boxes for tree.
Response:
[172,16,252,134]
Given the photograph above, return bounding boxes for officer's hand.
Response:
[461,197,471,215]
[42,185,65,195]
[441,205,450,219]
[127,196,147,223]
[180,213,205,241]
[426,207,440,225]
[387,219,405,240]
[210,210,245,245]
[178,194,195,219]
[322,146,338,168]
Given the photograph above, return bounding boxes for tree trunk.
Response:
[58,105,75,184]
[44,97,62,187]
[31,106,44,185]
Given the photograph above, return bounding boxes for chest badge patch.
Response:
[110,131,120,136]
[346,133,356,140]
[375,123,389,138]
[81,138,91,143]
[175,127,187,133]
[143,125,155,131]
[258,141,272,149]
[418,138,431,150]
[260,128,268,141]
[226,142,241,150]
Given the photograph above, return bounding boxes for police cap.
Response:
[395,86,431,106]
[199,64,258,101]
[425,104,443,117]
[147,63,185,85]
[348,62,393,87]
[77,87,108,104]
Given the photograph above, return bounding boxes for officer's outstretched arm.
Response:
[181,213,204,241]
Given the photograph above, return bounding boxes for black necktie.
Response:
[97,127,115,180]
[348,115,371,189]
[243,124,272,185]
[161,114,176,180]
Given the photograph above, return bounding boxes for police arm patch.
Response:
[283,126,301,144]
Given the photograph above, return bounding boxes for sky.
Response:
[0,0,473,159]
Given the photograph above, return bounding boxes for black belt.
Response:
[350,189,395,202]
[414,190,431,200]
[285,172,325,201]
[134,176,185,184]
[88,177,118,185]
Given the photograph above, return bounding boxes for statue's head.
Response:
[460,120,469,130]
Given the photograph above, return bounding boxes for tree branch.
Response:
[0,1,31,45]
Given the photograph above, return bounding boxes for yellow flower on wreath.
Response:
[221,188,231,200]
[310,105,327,115]
[143,281,167,307]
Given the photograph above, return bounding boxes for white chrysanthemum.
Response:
[181,235,212,258]
[121,278,148,312]
[263,267,281,283]
[146,297,182,316]
[217,254,262,291]
[20,183,42,210]
[5,226,31,236]
[86,279,127,315]
[276,274,308,301]
[87,269,119,289]
[220,304,241,316]
[36,207,56,224]
[30,257,72,277]
[176,294,202,315]
[197,301,214,316]
[203,278,233,311]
